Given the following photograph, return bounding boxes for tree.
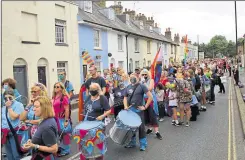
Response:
[226,40,236,57]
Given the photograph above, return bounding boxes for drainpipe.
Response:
[126,34,130,73]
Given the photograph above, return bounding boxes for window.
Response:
[135,61,140,68]
[57,61,68,78]
[148,60,151,67]
[21,12,38,42]
[94,30,101,48]
[143,59,146,68]
[147,41,151,53]
[118,35,123,51]
[55,19,66,43]
[95,61,102,73]
[134,38,139,52]
[118,61,124,68]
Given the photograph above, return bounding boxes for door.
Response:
[83,65,87,82]
[13,66,28,105]
[38,66,47,86]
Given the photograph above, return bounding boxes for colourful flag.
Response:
[184,35,188,65]
[151,47,163,87]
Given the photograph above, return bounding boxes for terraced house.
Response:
[77,1,179,82]
[2,1,81,98]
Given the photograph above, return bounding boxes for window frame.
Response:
[57,61,68,78]
[118,35,123,51]
[94,29,102,49]
[134,38,139,53]
[55,19,67,44]
[147,40,151,54]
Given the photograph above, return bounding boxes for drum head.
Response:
[74,121,104,130]
[118,110,142,127]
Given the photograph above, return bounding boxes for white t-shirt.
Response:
[168,90,177,106]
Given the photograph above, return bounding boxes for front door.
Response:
[83,65,87,83]
[38,66,47,86]
[13,66,28,105]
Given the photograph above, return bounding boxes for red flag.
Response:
[151,47,161,79]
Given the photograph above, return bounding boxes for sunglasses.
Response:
[4,96,13,101]
[54,86,61,89]
[31,90,38,94]
[142,74,148,76]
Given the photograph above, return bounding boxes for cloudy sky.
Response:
[106,1,245,44]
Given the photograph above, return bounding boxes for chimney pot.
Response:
[125,8,127,11]
[151,17,153,20]
[118,2,121,5]
[128,9,130,11]
[139,13,141,16]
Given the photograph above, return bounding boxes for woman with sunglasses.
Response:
[1,78,21,107]
[23,96,58,160]
[20,83,48,138]
[140,69,163,140]
[1,89,24,160]
[52,82,71,157]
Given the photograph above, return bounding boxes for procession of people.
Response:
[1,57,240,160]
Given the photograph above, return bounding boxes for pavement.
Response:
[59,77,245,160]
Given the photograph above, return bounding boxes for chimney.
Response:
[174,33,180,43]
[125,8,127,12]
[95,0,106,8]
[110,1,123,15]
[181,36,185,43]
[188,40,192,44]
[146,16,154,26]
[155,23,157,27]
[123,8,136,20]
[165,27,172,40]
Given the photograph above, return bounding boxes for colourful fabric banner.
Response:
[150,47,163,87]
[184,35,188,66]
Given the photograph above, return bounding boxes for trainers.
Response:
[175,121,180,126]
[140,145,146,151]
[185,122,190,127]
[179,122,184,125]
[125,144,136,148]
[159,118,164,122]
[146,129,153,134]
[156,132,163,140]
[172,120,175,125]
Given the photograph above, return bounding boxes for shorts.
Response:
[170,106,177,109]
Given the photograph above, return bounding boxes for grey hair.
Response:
[89,83,103,95]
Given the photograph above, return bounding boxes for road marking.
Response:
[67,152,81,160]
[228,78,231,160]
[231,83,237,160]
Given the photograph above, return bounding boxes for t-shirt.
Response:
[1,101,24,129]
[52,95,69,118]
[113,87,126,106]
[85,77,106,90]
[84,95,110,121]
[27,105,40,120]
[168,90,177,106]
[63,80,74,94]
[32,118,58,158]
[124,83,148,108]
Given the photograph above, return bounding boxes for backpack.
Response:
[195,74,201,91]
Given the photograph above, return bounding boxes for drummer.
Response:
[124,73,153,151]
[84,83,111,121]
[83,83,111,160]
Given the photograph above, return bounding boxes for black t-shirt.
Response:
[84,95,110,121]
[124,83,148,107]
[32,118,58,158]
[85,77,106,90]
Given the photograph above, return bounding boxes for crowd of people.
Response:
[1,57,240,160]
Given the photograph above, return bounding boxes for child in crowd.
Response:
[168,85,179,126]
[155,83,165,122]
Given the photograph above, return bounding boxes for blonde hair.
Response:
[89,83,103,95]
[140,69,151,78]
[34,96,54,119]
[52,82,68,98]
[31,83,48,96]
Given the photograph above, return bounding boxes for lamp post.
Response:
[235,1,238,62]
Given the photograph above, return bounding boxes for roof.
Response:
[77,2,177,45]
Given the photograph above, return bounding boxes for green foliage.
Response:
[198,35,239,58]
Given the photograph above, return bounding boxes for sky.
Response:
[106,1,245,44]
